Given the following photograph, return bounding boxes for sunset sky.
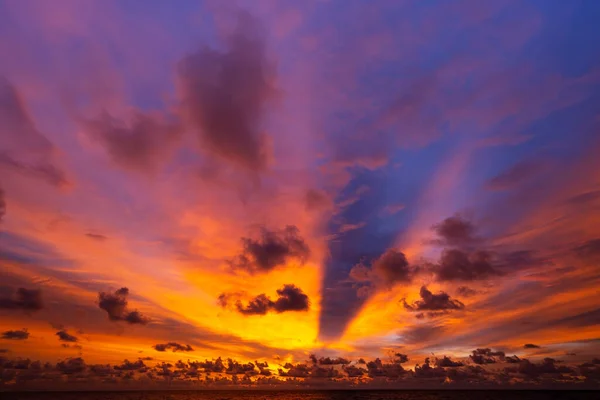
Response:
[1,0,600,389]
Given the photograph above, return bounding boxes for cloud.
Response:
[469,348,505,365]
[85,233,107,241]
[1,329,29,340]
[228,284,310,316]
[305,189,332,211]
[349,249,414,292]
[524,343,541,349]
[573,238,600,261]
[435,249,502,281]
[177,10,275,171]
[318,357,350,365]
[56,357,86,375]
[432,215,477,246]
[435,356,464,368]
[402,286,465,316]
[399,323,446,344]
[0,187,5,222]
[55,330,78,343]
[152,342,194,352]
[0,78,68,187]
[114,359,147,371]
[230,226,310,274]
[83,110,182,172]
[97,287,149,324]
[0,288,43,311]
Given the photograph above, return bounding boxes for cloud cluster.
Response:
[1,329,29,340]
[221,284,310,316]
[469,348,506,365]
[230,226,310,274]
[402,286,465,318]
[0,288,43,311]
[349,249,415,296]
[152,342,194,352]
[55,330,78,343]
[98,287,149,325]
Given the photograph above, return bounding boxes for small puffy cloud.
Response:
[177,10,275,171]
[230,226,310,274]
[152,342,194,352]
[226,284,310,316]
[402,286,465,316]
[0,288,43,311]
[1,329,29,340]
[98,287,149,324]
[55,330,78,343]
[524,343,541,349]
[56,357,86,375]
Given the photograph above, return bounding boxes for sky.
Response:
[1,0,600,390]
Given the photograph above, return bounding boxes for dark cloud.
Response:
[114,359,147,371]
[349,249,414,293]
[0,78,68,187]
[83,111,182,172]
[56,357,86,375]
[435,249,502,281]
[504,357,574,379]
[152,342,194,352]
[573,238,600,261]
[524,343,541,349]
[0,187,5,222]
[432,215,477,246]
[55,330,78,343]
[85,233,107,241]
[230,226,310,274]
[469,348,505,364]
[365,357,407,378]
[1,329,29,340]
[435,356,464,368]
[98,287,149,324]
[318,357,350,365]
[399,323,446,344]
[402,286,465,316]
[229,284,310,316]
[0,288,43,311]
[177,10,275,171]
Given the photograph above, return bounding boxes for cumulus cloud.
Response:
[55,330,78,343]
[435,249,502,281]
[226,284,310,315]
[177,10,275,171]
[152,342,194,352]
[83,110,182,172]
[0,288,43,311]
[98,287,149,324]
[435,356,464,368]
[469,348,506,364]
[318,357,350,365]
[230,226,310,274]
[524,343,541,349]
[402,286,465,316]
[1,329,29,340]
[349,249,415,294]
[432,215,477,246]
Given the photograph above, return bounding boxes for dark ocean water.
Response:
[1,391,599,400]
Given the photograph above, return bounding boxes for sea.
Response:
[1,391,598,400]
